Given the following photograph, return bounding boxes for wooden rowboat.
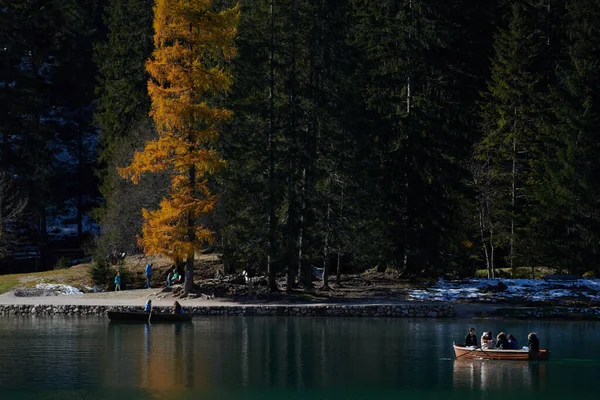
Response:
[453,343,550,361]
[107,311,192,323]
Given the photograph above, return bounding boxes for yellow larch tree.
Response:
[119,0,239,294]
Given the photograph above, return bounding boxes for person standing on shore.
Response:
[465,327,478,347]
[114,272,121,291]
[145,263,153,288]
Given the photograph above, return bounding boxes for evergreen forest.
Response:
[1,0,600,285]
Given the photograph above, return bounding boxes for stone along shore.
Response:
[0,303,455,318]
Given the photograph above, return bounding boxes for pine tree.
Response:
[350,0,480,276]
[478,1,557,275]
[94,0,156,254]
[95,0,154,187]
[119,0,239,293]
[543,0,600,274]
[222,0,364,290]
[1,0,105,247]
[220,0,279,286]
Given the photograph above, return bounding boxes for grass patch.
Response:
[0,263,92,295]
[0,275,20,295]
[297,293,318,302]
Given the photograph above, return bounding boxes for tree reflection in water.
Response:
[453,359,547,391]
[107,322,198,398]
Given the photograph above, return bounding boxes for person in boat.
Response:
[481,331,495,349]
[496,332,509,349]
[465,327,478,347]
[145,299,152,313]
[527,332,540,352]
[173,301,184,314]
[507,334,518,349]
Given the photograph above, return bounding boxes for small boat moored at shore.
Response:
[453,343,550,361]
[107,311,192,323]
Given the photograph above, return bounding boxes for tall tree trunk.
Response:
[490,226,496,279]
[267,0,278,291]
[286,158,298,292]
[510,113,516,277]
[322,194,331,289]
[77,124,84,238]
[335,184,344,286]
[298,168,312,288]
[402,0,414,273]
[479,206,492,278]
[285,0,299,292]
[184,163,196,295]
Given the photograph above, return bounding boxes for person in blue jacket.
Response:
[145,263,153,288]
[144,299,152,313]
[114,272,121,291]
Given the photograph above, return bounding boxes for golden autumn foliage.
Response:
[118,0,239,262]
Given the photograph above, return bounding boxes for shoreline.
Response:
[0,288,458,317]
[0,289,454,318]
[1,289,598,319]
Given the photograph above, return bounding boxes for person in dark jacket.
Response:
[173,301,184,314]
[507,334,519,349]
[528,332,540,352]
[465,327,478,347]
[496,332,509,349]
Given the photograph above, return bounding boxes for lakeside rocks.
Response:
[0,303,455,318]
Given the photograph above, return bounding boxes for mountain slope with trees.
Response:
[2,0,600,284]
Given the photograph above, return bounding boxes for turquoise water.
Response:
[0,316,599,399]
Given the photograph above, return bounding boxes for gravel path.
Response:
[0,288,222,308]
[0,288,503,318]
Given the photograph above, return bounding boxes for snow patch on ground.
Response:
[35,283,82,295]
[408,278,600,303]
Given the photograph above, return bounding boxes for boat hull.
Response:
[453,344,550,361]
[107,311,192,323]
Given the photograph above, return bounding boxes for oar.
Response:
[455,344,491,360]
[455,345,480,359]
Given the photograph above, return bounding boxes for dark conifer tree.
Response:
[350,0,485,276]
[1,0,105,249]
[541,0,600,274]
[94,0,161,255]
[478,1,562,276]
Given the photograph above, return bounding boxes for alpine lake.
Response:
[0,315,598,399]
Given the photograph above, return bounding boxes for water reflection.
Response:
[105,317,419,392]
[107,322,199,398]
[2,316,600,399]
[453,359,547,391]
